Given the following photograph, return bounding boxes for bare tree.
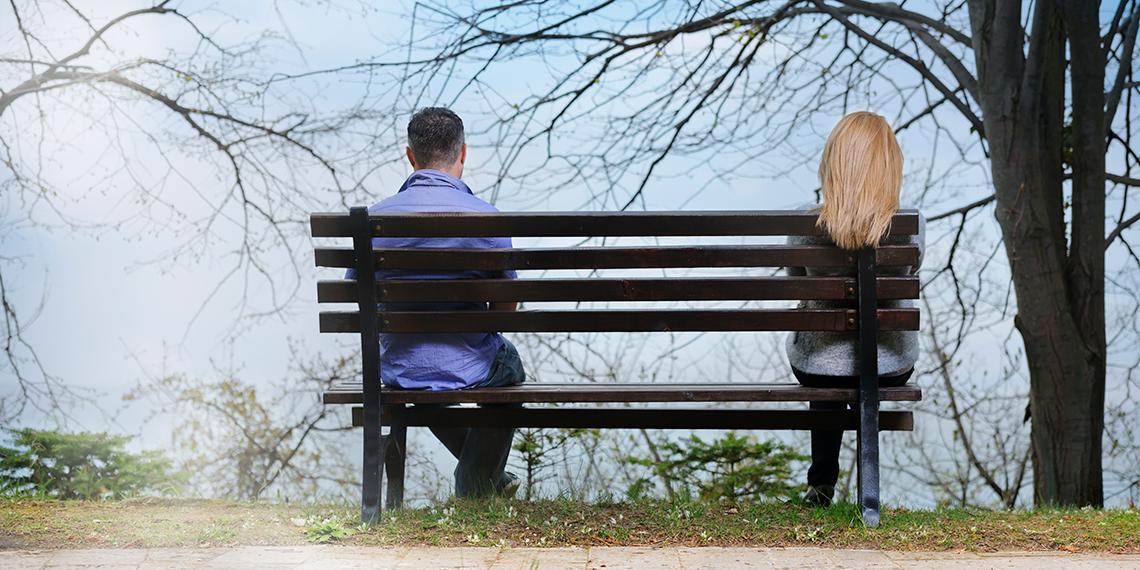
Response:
[0,1,388,423]
[125,347,357,500]
[302,0,1140,508]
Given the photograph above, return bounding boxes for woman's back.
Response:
[782,110,922,380]
[784,215,924,378]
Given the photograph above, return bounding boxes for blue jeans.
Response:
[428,339,526,497]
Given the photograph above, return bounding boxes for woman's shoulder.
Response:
[786,203,825,244]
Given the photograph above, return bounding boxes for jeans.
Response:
[428,339,526,497]
[793,368,913,489]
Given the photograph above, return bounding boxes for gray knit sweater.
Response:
[784,210,924,377]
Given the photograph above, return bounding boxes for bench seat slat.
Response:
[310,210,921,238]
[318,308,919,333]
[313,244,919,270]
[347,406,915,431]
[316,276,919,303]
[323,382,922,405]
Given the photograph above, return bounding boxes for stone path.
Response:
[3,546,1138,569]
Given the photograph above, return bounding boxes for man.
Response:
[348,107,525,498]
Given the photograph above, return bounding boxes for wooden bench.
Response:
[311,208,922,527]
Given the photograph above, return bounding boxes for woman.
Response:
[785,111,924,506]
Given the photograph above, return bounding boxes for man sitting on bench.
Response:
[347,107,526,498]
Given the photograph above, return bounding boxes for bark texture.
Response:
[968,0,1105,506]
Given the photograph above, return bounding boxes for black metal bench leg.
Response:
[385,406,407,510]
[856,392,881,528]
[351,205,385,524]
[855,246,881,528]
[362,423,386,523]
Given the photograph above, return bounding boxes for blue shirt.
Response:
[347,170,516,390]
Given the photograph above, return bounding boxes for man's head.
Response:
[406,107,466,178]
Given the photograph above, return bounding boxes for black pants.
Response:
[793,368,913,489]
[427,340,526,497]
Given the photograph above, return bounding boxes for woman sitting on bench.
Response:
[785,111,925,506]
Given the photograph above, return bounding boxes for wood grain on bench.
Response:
[322,382,922,405]
[316,276,920,303]
[348,406,916,431]
[318,308,920,333]
[313,244,920,269]
[310,210,921,238]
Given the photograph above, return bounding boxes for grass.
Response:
[1,497,1138,552]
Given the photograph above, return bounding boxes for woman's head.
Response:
[816,111,903,250]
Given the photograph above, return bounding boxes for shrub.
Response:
[0,428,181,499]
[625,432,807,502]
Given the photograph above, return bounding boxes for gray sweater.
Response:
[784,211,924,377]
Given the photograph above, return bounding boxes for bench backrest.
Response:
[313,209,922,526]
[311,208,921,384]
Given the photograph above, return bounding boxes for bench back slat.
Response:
[311,210,921,238]
[315,276,919,303]
[313,244,920,270]
[318,308,919,334]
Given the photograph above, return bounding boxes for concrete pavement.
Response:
[3,546,1139,569]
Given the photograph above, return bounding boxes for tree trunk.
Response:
[968,0,1105,506]
[1055,0,1107,507]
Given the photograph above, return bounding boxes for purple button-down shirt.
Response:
[346,170,516,390]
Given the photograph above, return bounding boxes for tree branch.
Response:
[929,195,996,222]
[907,25,978,100]
[836,0,972,45]
[814,0,985,135]
[1106,210,1140,251]
[52,3,174,71]
[1105,8,1139,130]
[1108,172,1140,188]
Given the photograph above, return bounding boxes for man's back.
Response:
[352,169,516,390]
[353,106,525,499]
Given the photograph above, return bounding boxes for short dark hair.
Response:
[407,107,464,168]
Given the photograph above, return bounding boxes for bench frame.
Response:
[313,207,922,528]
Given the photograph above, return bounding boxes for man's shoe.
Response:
[803,485,834,507]
[496,472,521,499]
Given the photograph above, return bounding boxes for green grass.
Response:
[1,497,1137,552]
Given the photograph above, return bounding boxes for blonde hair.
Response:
[816,111,903,250]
